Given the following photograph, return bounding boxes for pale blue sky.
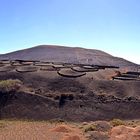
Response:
[0,0,140,64]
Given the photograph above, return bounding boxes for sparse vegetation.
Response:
[48,119,65,124]
[110,119,125,127]
[0,79,22,92]
[83,124,96,132]
[0,120,7,129]
[0,120,87,140]
[0,119,138,140]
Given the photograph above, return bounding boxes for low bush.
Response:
[0,79,22,92]
[84,124,96,132]
[110,119,125,127]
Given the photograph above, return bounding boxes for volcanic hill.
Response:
[0,45,138,68]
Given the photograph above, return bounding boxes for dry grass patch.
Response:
[0,120,8,129]
[0,79,22,92]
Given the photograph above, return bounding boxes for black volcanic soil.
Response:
[0,64,140,121]
[0,45,139,121]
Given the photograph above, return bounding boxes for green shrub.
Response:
[0,79,22,92]
[110,119,125,127]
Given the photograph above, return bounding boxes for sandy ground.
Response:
[0,120,86,140]
[0,120,140,140]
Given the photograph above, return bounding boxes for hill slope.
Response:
[0,45,137,68]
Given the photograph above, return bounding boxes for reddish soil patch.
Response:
[110,125,140,140]
[50,124,86,140]
[50,125,72,133]
[62,135,81,140]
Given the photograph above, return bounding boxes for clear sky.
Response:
[0,0,140,64]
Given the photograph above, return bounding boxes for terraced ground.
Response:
[0,60,139,121]
[112,71,140,81]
